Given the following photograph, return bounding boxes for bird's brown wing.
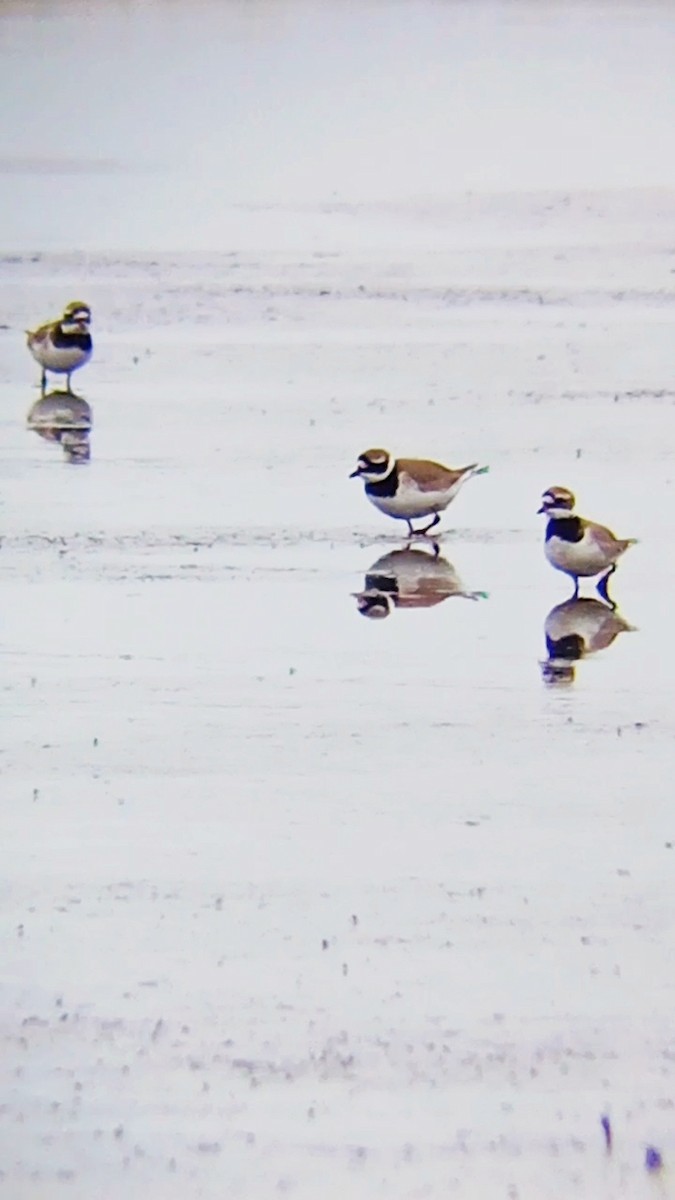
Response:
[397,458,476,493]
[26,321,53,346]
[588,521,634,559]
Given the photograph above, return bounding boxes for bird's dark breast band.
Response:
[545,516,583,543]
[364,464,399,499]
[51,328,92,352]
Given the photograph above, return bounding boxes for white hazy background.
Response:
[1,0,675,248]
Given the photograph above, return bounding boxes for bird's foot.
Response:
[407,514,441,538]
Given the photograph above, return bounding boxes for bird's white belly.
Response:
[545,534,610,577]
[368,485,452,520]
[29,340,91,373]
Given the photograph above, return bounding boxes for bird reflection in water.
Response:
[353,543,487,619]
[541,597,636,684]
[26,390,92,463]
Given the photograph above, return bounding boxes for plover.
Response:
[26,300,93,392]
[538,486,636,605]
[350,448,488,536]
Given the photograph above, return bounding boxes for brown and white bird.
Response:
[350,448,489,536]
[353,545,486,618]
[538,486,637,604]
[541,597,636,684]
[26,301,93,393]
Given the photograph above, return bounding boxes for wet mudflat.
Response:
[3,3,675,1198]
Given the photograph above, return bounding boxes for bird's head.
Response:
[350,448,394,482]
[538,485,576,516]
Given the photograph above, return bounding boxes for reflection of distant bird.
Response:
[353,545,486,619]
[60,431,91,463]
[541,597,636,684]
[538,486,636,605]
[26,301,93,393]
[350,448,488,537]
[27,390,92,463]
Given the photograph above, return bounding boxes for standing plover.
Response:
[538,486,636,605]
[26,301,93,392]
[350,448,488,536]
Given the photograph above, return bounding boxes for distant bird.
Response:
[350,448,488,536]
[538,486,636,605]
[353,545,486,618]
[26,300,93,393]
[541,597,635,683]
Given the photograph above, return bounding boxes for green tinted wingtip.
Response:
[476,465,490,475]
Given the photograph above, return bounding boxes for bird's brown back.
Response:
[26,322,53,346]
[397,458,476,492]
[586,520,636,559]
